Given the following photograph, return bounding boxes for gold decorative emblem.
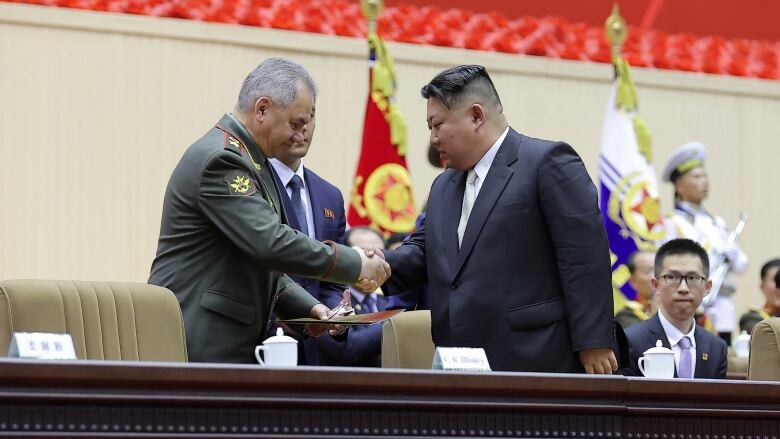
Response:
[227,136,241,150]
[607,171,665,243]
[362,163,416,232]
[224,171,256,196]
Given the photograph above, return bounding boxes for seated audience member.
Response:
[385,213,430,311]
[315,226,389,367]
[739,258,780,334]
[616,250,656,329]
[625,239,727,379]
[386,233,408,251]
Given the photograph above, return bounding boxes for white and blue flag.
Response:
[598,57,665,307]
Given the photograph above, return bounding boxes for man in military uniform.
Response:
[661,141,748,344]
[616,250,656,329]
[739,258,780,333]
[149,58,390,363]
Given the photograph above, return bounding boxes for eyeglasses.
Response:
[660,273,706,288]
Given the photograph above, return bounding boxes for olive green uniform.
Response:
[149,114,361,363]
[615,300,648,330]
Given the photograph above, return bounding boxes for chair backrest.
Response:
[381,310,434,369]
[747,317,780,381]
[0,279,187,362]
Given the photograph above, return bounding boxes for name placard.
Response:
[8,332,77,360]
[431,347,491,372]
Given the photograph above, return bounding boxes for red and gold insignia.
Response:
[323,208,335,219]
[225,170,256,196]
[362,163,416,232]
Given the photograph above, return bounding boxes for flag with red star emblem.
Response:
[598,54,665,304]
[348,30,417,234]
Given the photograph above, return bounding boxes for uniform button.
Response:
[450,281,459,290]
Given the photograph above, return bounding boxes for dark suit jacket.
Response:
[315,292,388,367]
[149,114,361,364]
[624,314,727,379]
[272,165,348,365]
[384,128,614,372]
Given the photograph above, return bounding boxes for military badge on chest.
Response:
[225,170,257,196]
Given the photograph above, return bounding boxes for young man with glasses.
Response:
[624,239,728,378]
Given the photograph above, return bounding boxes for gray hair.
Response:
[235,57,317,113]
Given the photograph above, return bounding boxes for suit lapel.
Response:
[442,171,464,277]
[693,327,709,378]
[305,170,325,240]
[452,131,518,279]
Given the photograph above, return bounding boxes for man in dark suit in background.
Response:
[269,109,350,365]
[316,226,389,367]
[625,239,727,379]
[383,65,617,373]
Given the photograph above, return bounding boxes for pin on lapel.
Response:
[323,208,335,219]
[701,353,709,361]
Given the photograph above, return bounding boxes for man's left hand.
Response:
[578,348,618,374]
[304,290,353,337]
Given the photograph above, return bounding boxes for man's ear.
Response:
[470,104,486,130]
[651,278,660,290]
[254,97,271,122]
[703,279,713,297]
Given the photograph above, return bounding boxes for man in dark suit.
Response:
[149,58,389,363]
[625,239,727,378]
[383,65,617,373]
[269,109,350,365]
[316,227,389,367]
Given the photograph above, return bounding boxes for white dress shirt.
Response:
[269,159,315,239]
[658,309,697,377]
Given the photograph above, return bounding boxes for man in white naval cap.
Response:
[660,141,748,345]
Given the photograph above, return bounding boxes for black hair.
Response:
[654,239,710,278]
[420,65,503,111]
[760,258,780,281]
[345,226,385,248]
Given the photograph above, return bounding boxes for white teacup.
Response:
[638,340,675,379]
[254,327,298,367]
[732,331,751,358]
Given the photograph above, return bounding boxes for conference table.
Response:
[0,358,777,437]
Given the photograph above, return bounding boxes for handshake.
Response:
[352,246,391,293]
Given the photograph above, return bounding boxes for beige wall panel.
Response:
[1,3,779,327]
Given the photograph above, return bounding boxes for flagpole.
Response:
[604,4,627,59]
[361,0,382,33]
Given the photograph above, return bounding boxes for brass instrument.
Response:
[702,213,748,307]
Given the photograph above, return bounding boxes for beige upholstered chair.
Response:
[747,317,780,381]
[0,280,187,362]
[381,310,435,369]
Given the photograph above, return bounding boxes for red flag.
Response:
[348,32,416,234]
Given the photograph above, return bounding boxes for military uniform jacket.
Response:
[149,114,361,363]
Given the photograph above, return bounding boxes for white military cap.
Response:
[662,141,707,182]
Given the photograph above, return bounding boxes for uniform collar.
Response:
[217,113,269,166]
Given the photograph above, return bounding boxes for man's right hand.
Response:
[353,246,391,292]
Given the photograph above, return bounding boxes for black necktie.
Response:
[288,175,309,237]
